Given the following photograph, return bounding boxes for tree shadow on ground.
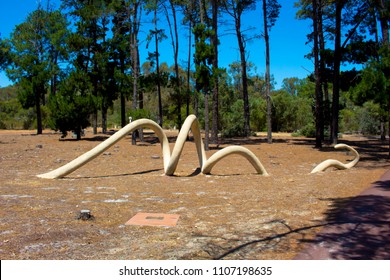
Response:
[205,179,390,260]
[302,194,390,260]
[291,138,390,166]
[64,168,163,179]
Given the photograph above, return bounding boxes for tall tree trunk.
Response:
[154,2,163,127]
[318,0,328,140]
[313,0,323,148]
[211,0,219,144]
[236,15,250,137]
[165,1,181,129]
[102,107,107,134]
[186,17,192,118]
[204,93,210,150]
[199,0,209,150]
[35,85,43,135]
[236,27,250,136]
[331,1,344,145]
[131,2,141,145]
[171,1,182,130]
[120,55,126,128]
[262,0,272,144]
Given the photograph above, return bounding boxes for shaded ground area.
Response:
[295,170,390,260]
[0,129,389,260]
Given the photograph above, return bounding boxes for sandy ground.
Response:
[0,128,389,260]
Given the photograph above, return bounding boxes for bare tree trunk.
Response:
[236,16,250,137]
[130,2,141,145]
[199,0,210,150]
[318,0,327,141]
[171,1,181,129]
[331,1,344,145]
[313,0,323,148]
[165,1,182,129]
[35,86,43,135]
[186,17,192,118]
[211,0,219,144]
[262,0,272,144]
[102,108,107,134]
[154,3,163,127]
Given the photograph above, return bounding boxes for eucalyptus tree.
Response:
[222,0,257,137]
[6,5,68,135]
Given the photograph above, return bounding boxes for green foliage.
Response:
[221,99,247,137]
[47,72,95,138]
[271,90,312,132]
[250,96,267,132]
[294,122,316,138]
[353,47,390,106]
[127,108,153,121]
[264,0,281,31]
[193,23,215,94]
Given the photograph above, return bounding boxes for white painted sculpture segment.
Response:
[310,144,360,174]
[37,115,268,179]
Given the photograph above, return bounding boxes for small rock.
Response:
[77,210,94,221]
[36,144,43,149]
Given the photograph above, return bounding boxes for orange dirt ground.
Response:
[0,128,389,260]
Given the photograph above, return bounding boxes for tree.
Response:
[193,22,215,150]
[48,71,95,139]
[0,39,10,71]
[312,0,324,148]
[261,0,280,144]
[6,6,68,135]
[62,0,112,134]
[210,0,220,144]
[163,0,182,129]
[111,0,133,128]
[145,0,166,126]
[222,0,256,137]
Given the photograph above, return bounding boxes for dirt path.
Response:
[0,129,389,259]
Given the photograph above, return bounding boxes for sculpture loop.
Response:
[37,114,268,179]
[310,144,360,174]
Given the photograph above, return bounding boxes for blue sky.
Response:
[0,0,314,89]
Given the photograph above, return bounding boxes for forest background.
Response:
[0,0,389,151]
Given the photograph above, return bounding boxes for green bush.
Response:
[221,99,246,137]
[292,122,316,138]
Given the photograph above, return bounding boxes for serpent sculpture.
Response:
[37,114,269,179]
[310,143,360,174]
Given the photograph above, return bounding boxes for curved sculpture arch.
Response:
[310,144,360,174]
[37,115,269,179]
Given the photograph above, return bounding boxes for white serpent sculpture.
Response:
[37,114,269,179]
[310,143,360,174]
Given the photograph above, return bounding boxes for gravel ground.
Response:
[0,129,388,260]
